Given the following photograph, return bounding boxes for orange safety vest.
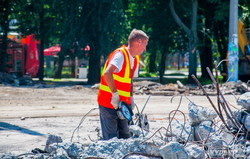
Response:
[97,45,140,109]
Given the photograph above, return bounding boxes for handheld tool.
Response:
[117,101,133,121]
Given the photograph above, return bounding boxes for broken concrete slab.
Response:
[159,141,188,159]
[188,102,217,126]
[237,92,250,111]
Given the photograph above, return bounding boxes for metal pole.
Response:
[227,0,239,82]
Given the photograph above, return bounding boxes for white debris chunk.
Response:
[47,142,84,158]
[45,134,63,152]
[188,102,217,126]
[64,142,84,158]
[53,147,70,159]
[221,130,235,145]
[194,121,215,141]
[185,143,205,159]
[228,110,245,130]
[238,92,250,111]
[129,125,144,137]
[242,113,250,131]
[80,138,133,159]
[168,120,194,142]
[159,141,189,159]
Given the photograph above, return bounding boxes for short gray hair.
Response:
[128,29,149,44]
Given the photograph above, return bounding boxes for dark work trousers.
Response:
[99,105,130,140]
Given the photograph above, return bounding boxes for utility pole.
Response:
[227,0,238,82]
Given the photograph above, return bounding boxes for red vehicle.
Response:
[3,34,39,77]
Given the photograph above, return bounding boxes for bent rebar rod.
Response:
[206,67,241,129]
[191,75,230,131]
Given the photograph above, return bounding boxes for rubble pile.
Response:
[0,72,250,158]
[1,91,250,159]
[0,72,34,86]
[133,80,249,96]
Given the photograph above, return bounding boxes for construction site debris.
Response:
[1,91,250,158]
[45,134,63,153]
[188,102,217,126]
[133,80,249,96]
[0,72,34,86]
[0,72,250,158]
[237,92,250,111]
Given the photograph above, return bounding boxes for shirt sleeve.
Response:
[133,64,139,77]
[109,51,124,73]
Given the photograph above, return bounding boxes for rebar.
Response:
[167,109,186,142]
[191,75,230,130]
[71,108,99,142]
[206,66,241,129]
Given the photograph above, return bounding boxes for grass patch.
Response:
[165,73,186,76]
[45,67,72,78]
[139,72,158,77]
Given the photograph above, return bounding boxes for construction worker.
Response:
[97,29,149,140]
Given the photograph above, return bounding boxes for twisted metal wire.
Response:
[70,108,99,142]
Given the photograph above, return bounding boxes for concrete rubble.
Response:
[0,76,250,158]
[237,92,250,111]
[1,90,250,159]
[133,80,249,96]
[0,72,34,86]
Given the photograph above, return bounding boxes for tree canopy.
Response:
[0,0,249,84]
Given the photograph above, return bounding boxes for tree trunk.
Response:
[88,42,101,85]
[199,1,214,79]
[213,21,228,81]
[200,38,213,79]
[70,56,76,78]
[54,48,66,79]
[148,51,157,73]
[0,0,9,72]
[169,0,198,83]
[38,11,44,81]
[159,49,167,84]
[188,38,197,83]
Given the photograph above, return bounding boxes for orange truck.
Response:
[238,19,250,81]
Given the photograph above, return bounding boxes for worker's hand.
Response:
[130,96,136,110]
[111,92,120,109]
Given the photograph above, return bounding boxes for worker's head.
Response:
[128,29,149,56]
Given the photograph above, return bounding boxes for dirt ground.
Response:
[0,83,241,155]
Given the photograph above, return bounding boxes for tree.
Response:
[198,0,214,79]
[53,0,83,79]
[169,0,198,83]
[16,0,56,81]
[210,1,229,80]
[0,0,16,73]
[125,0,182,83]
[85,0,124,84]
[53,0,124,85]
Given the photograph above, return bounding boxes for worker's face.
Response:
[137,39,148,55]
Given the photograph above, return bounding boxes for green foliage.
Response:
[139,72,158,78]
[239,0,250,28]
[45,67,72,78]
[125,0,186,76]
[2,0,250,82]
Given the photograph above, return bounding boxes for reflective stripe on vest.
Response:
[97,45,139,108]
[99,47,131,97]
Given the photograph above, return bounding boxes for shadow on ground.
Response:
[0,122,44,136]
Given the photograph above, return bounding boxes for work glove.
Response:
[130,96,136,110]
[111,92,120,109]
